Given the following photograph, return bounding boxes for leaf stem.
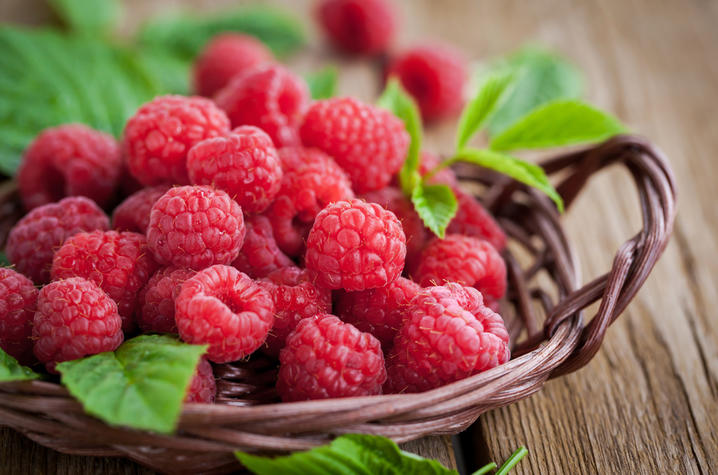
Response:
[495,446,528,475]
[472,461,497,475]
[422,153,461,182]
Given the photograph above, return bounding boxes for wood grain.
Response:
[2,0,717,474]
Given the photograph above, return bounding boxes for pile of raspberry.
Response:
[1,29,510,404]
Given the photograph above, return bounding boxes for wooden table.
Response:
[1,0,717,473]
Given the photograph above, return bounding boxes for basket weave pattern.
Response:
[0,135,676,473]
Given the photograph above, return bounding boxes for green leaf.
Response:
[485,47,583,136]
[455,148,563,212]
[0,26,166,175]
[377,78,423,196]
[48,0,121,34]
[0,347,40,382]
[236,434,457,475]
[57,335,206,434]
[456,69,516,150]
[411,184,458,238]
[137,6,305,59]
[306,66,338,100]
[489,100,626,152]
[0,252,9,266]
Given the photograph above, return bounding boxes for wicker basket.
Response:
[0,135,676,474]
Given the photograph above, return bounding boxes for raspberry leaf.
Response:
[0,252,9,267]
[56,335,207,434]
[377,78,423,196]
[456,69,516,150]
[48,0,121,35]
[236,434,458,475]
[306,66,338,100]
[454,148,564,212]
[489,100,626,152]
[411,184,458,238]
[0,348,40,382]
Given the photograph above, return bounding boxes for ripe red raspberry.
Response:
[258,267,331,357]
[0,268,37,365]
[300,97,410,193]
[388,44,468,121]
[335,276,420,351]
[362,187,427,274]
[418,151,458,186]
[112,185,170,234]
[317,0,396,55]
[6,197,109,284]
[146,186,245,270]
[17,124,122,210]
[123,95,230,186]
[175,265,274,363]
[385,283,509,393]
[51,230,158,332]
[193,33,273,97]
[305,199,406,291]
[231,215,293,279]
[33,277,123,373]
[447,188,507,251]
[215,64,309,147]
[267,147,354,257]
[137,266,196,333]
[414,234,506,306]
[184,357,216,403]
[187,126,282,214]
[277,314,386,401]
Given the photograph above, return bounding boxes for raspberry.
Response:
[6,197,109,284]
[123,95,230,186]
[258,267,331,357]
[0,268,37,365]
[299,97,410,193]
[193,33,273,97]
[317,0,395,55]
[385,283,509,393]
[187,126,282,214]
[17,124,122,210]
[146,186,245,271]
[362,187,427,274]
[112,185,170,233]
[267,147,354,257]
[414,234,506,306]
[51,230,158,332]
[33,277,123,373]
[137,266,196,333]
[447,188,507,251]
[215,64,309,147]
[418,151,458,186]
[335,276,420,351]
[184,357,216,403]
[388,44,468,121]
[305,199,406,291]
[175,265,274,363]
[277,314,386,401]
[231,215,293,279]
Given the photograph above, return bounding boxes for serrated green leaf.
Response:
[456,69,516,150]
[411,184,458,238]
[485,47,583,136]
[236,434,457,475]
[137,6,305,59]
[0,252,9,266]
[306,66,338,100]
[57,335,206,434]
[48,0,121,34]
[0,347,40,382]
[489,100,626,152]
[455,148,563,212]
[377,78,423,196]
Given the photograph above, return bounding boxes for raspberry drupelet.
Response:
[17,124,122,210]
[0,268,38,365]
[305,199,407,291]
[187,126,282,214]
[175,265,274,363]
[277,314,387,401]
[112,185,170,234]
[137,266,196,334]
[232,215,294,279]
[317,0,396,55]
[6,196,109,284]
[447,188,507,251]
[184,357,216,403]
[146,186,245,271]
